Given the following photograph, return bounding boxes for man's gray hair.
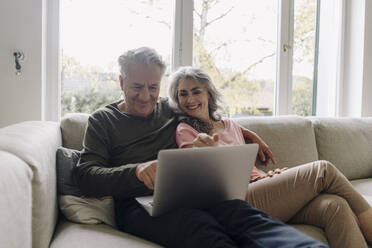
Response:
[118,47,166,79]
[168,66,227,121]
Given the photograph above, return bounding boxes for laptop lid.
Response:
[151,144,258,216]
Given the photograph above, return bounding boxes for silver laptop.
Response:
[136,144,259,217]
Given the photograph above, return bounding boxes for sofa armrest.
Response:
[0,151,33,248]
[0,121,62,248]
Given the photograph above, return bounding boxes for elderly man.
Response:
[74,47,327,248]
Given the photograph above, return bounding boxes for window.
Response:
[291,0,318,116]
[60,0,172,116]
[193,0,277,116]
[60,0,319,117]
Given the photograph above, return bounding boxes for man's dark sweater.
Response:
[74,97,179,199]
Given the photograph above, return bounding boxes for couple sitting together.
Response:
[74,47,372,248]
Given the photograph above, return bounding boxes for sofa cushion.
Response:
[351,178,372,205]
[50,219,162,248]
[60,113,90,150]
[59,195,116,227]
[312,118,372,180]
[50,219,328,248]
[56,147,116,227]
[0,151,33,248]
[234,116,319,172]
[0,121,62,248]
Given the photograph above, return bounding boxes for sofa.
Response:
[1,114,372,248]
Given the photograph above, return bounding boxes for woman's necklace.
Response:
[211,120,225,134]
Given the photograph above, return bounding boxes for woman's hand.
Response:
[250,134,276,165]
[192,133,219,147]
[265,167,288,177]
[240,127,276,165]
[250,167,288,182]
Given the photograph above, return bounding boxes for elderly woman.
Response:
[168,66,372,248]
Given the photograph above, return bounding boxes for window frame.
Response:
[276,0,294,115]
[172,0,193,70]
[49,0,322,120]
[46,0,61,122]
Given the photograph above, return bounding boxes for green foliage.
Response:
[61,55,121,117]
[61,83,121,116]
[292,76,313,116]
[193,36,264,116]
[294,0,317,63]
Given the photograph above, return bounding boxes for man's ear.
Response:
[119,75,125,91]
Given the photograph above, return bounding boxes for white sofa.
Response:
[1,114,372,248]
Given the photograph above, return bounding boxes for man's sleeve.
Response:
[73,114,152,198]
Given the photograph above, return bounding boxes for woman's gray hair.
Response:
[118,47,166,79]
[168,66,226,121]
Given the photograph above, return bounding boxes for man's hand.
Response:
[193,133,219,147]
[136,160,157,190]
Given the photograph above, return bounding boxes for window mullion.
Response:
[172,0,193,72]
[275,0,294,115]
[335,0,346,117]
[45,0,61,122]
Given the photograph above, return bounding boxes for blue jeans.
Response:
[115,198,328,248]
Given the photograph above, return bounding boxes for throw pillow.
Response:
[56,147,116,227]
[56,147,82,196]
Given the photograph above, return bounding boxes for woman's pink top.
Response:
[176,119,260,181]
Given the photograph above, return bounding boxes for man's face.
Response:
[120,63,162,117]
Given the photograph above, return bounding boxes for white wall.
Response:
[361,0,372,116]
[0,0,46,127]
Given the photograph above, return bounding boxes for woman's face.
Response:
[177,78,210,122]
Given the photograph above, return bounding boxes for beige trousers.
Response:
[246,160,371,248]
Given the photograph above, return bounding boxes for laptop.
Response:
[135,144,259,217]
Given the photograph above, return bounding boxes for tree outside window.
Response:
[61,0,317,117]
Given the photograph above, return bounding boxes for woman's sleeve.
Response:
[227,120,261,181]
[176,123,199,148]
